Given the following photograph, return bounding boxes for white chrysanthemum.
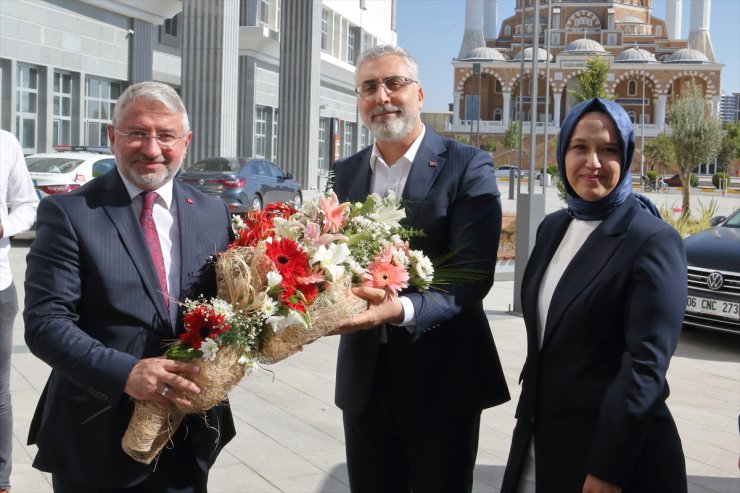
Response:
[231,215,246,233]
[200,338,220,361]
[210,298,235,318]
[273,217,300,240]
[390,246,408,266]
[262,296,279,317]
[410,250,434,281]
[266,271,283,289]
[311,243,351,281]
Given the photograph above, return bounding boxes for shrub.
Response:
[711,172,731,189]
[659,199,718,237]
[688,173,698,187]
[546,165,558,176]
[646,170,658,183]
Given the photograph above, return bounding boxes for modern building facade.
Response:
[719,93,740,123]
[0,0,397,191]
[448,0,723,148]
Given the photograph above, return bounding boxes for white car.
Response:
[26,147,116,198]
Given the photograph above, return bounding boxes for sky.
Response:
[396,0,740,111]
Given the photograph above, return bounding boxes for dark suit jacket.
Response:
[501,195,687,492]
[332,128,510,420]
[23,170,235,487]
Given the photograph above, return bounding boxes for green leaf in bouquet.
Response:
[165,344,203,361]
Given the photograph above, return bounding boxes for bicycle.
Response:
[641,175,668,193]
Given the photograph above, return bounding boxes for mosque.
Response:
[448,0,723,162]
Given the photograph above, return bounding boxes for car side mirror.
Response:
[284,172,293,180]
[709,216,726,227]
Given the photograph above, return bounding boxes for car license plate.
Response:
[686,295,740,319]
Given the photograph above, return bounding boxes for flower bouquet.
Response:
[122,190,435,463]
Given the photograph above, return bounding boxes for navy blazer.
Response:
[23,170,235,487]
[332,128,510,419]
[501,195,687,491]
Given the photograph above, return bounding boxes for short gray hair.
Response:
[112,81,190,132]
[355,45,420,84]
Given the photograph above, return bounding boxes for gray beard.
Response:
[369,113,415,142]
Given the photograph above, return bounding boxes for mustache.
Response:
[370,105,402,117]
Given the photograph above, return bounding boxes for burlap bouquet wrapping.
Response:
[121,347,247,464]
[122,242,366,464]
[216,245,367,364]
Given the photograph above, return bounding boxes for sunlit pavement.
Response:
[8,183,739,492]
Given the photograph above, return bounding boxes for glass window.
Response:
[258,0,269,27]
[628,80,637,96]
[318,118,327,170]
[255,106,267,158]
[343,122,353,157]
[347,27,356,64]
[53,72,74,145]
[271,109,278,162]
[164,16,178,36]
[85,77,123,146]
[321,9,329,52]
[16,64,39,153]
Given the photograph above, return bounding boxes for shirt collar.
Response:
[370,124,426,173]
[117,168,175,208]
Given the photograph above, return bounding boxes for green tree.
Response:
[503,121,521,166]
[667,81,724,216]
[568,56,613,102]
[716,121,740,175]
[643,132,676,176]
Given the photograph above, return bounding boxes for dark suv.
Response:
[177,157,302,213]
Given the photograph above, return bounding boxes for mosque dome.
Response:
[618,15,644,23]
[563,38,607,54]
[664,48,710,63]
[461,46,508,61]
[512,47,552,62]
[615,46,657,62]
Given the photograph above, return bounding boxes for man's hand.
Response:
[124,357,201,408]
[328,286,404,335]
[583,474,622,493]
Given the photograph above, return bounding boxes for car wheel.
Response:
[251,195,263,211]
[292,192,302,208]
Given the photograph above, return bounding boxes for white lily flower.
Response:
[311,243,351,281]
[266,271,283,289]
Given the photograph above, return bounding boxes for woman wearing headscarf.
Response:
[500,98,688,493]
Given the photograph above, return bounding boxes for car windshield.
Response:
[723,210,740,228]
[26,157,84,174]
[189,160,239,173]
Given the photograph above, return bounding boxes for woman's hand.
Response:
[582,474,622,493]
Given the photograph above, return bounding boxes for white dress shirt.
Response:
[1,130,39,290]
[119,170,181,324]
[369,125,427,330]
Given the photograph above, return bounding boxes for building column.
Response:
[502,91,511,128]
[181,0,240,164]
[656,95,667,129]
[277,0,322,190]
[41,66,53,152]
[453,90,462,125]
[129,19,154,83]
[553,91,562,126]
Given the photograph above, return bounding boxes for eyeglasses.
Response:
[355,76,418,100]
[114,128,186,150]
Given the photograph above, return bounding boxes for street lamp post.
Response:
[640,58,646,190]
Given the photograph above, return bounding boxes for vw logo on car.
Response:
[706,272,724,291]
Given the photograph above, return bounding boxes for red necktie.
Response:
[140,191,169,309]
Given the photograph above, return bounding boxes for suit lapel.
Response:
[342,149,373,202]
[540,199,638,350]
[402,130,446,226]
[98,171,172,326]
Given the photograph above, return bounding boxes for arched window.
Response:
[655,25,662,37]
[628,80,637,96]
[494,79,502,93]
[494,108,503,121]
[627,111,636,123]
[505,24,511,36]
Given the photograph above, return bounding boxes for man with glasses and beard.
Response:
[330,45,510,492]
[24,81,235,492]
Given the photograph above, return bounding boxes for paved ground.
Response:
[6,181,739,492]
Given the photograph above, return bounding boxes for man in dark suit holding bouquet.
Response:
[24,81,234,492]
[331,45,510,492]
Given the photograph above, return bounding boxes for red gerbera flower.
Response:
[279,285,307,313]
[265,238,309,283]
[179,304,230,349]
[264,202,297,220]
